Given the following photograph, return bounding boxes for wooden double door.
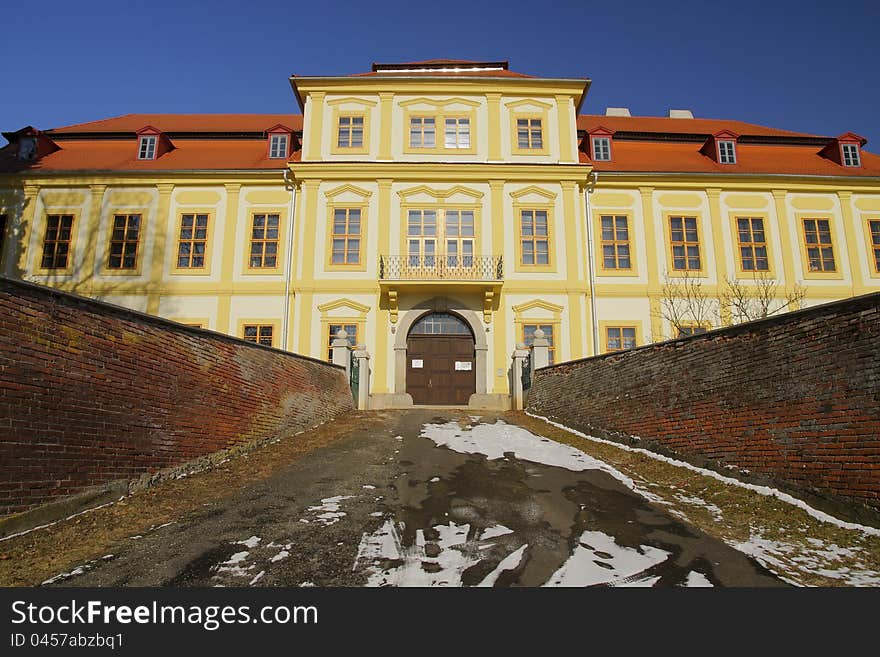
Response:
[406,335,476,405]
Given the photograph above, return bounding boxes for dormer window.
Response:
[718,140,736,164]
[592,137,611,161]
[138,135,157,160]
[18,136,37,161]
[269,133,289,159]
[842,143,861,167]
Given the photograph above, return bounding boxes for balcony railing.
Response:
[379,255,503,281]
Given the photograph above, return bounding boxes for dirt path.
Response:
[2,410,877,587]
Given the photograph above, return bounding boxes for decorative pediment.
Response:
[324,184,373,200]
[398,97,481,108]
[326,96,378,107]
[317,298,371,316]
[504,98,554,110]
[397,185,484,202]
[512,299,564,316]
[509,185,557,202]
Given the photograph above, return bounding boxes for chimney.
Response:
[605,107,631,117]
[668,109,694,119]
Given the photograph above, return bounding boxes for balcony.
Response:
[379,255,503,281]
[378,255,503,323]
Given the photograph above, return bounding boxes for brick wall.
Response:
[527,293,880,514]
[0,278,354,516]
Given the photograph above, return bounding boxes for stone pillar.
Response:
[331,328,350,377]
[511,342,529,410]
[353,344,370,410]
[531,328,550,372]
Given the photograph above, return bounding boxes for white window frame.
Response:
[592,136,611,161]
[718,140,736,164]
[138,135,157,160]
[841,143,861,167]
[269,133,289,159]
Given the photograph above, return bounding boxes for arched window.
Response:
[409,312,472,336]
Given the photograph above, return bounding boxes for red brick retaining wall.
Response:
[0,278,354,516]
[527,293,880,514]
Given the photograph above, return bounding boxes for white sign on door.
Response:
[411,359,423,368]
[454,361,472,371]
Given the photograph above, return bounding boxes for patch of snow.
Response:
[355,520,481,587]
[301,581,316,587]
[430,477,441,483]
[129,535,143,540]
[528,412,880,538]
[306,495,354,526]
[673,494,723,521]
[735,532,880,587]
[683,571,713,587]
[616,575,662,587]
[370,512,384,517]
[270,551,290,563]
[480,525,514,540]
[224,551,249,565]
[544,530,670,587]
[362,485,376,490]
[477,545,527,587]
[236,536,261,549]
[420,420,663,504]
[249,571,265,585]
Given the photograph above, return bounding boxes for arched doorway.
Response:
[406,312,476,405]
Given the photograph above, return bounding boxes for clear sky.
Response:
[2,0,879,147]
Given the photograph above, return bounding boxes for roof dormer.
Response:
[700,129,739,164]
[266,124,295,159]
[819,132,866,168]
[135,126,173,161]
[584,126,616,162]
[1,126,59,162]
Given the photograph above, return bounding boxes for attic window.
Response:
[841,143,861,167]
[269,134,289,159]
[592,137,612,161]
[18,136,37,161]
[138,135,157,160]
[718,140,736,164]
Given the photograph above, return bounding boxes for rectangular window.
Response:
[516,118,543,150]
[331,208,361,265]
[599,215,631,269]
[592,137,611,161]
[176,213,209,269]
[870,220,880,273]
[249,213,280,268]
[269,134,289,159]
[328,323,357,361]
[409,117,436,148]
[718,140,736,164]
[41,214,75,269]
[107,214,141,270]
[243,324,273,347]
[606,326,637,352]
[337,116,364,148]
[444,117,471,149]
[669,216,701,271]
[522,324,555,365]
[678,325,710,338]
[520,209,549,265]
[842,143,861,167]
[802,218,836,272]
[735,217,769,272]
[138,135,157,160]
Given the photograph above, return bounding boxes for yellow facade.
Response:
[2,61,879,409]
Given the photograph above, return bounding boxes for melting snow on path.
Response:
[544,531,671,587]
[306,496,353,525]
[420,420,661,502]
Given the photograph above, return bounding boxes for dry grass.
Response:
[0,413,382,587]
[511,412,880,587]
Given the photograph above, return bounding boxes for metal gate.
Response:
[349,350,359,401]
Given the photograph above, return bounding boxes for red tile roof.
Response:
[48,113,303,134]
[578,115,818,139]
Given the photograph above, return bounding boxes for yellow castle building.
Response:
[2,59,879,409]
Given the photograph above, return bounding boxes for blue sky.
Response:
[2,0,879,146]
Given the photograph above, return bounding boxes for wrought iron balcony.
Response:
[378,255,503,281]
